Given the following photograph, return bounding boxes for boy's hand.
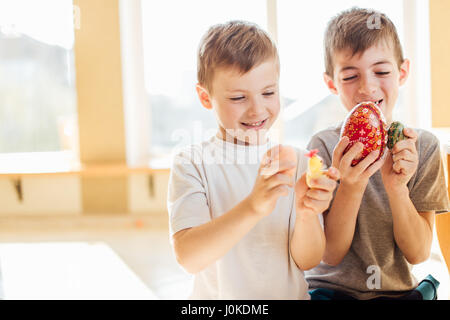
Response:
[246,151,297,218]
[381,128,418,191]
[294,167,339,218]
[332,136,385,190]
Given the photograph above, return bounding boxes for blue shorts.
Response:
[309,274,440,300]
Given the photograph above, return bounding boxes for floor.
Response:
[0,214,448,300]
[0,214,193,300]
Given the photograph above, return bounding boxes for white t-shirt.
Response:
[167,135,312,300]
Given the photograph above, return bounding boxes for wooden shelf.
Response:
[0,151,170,179]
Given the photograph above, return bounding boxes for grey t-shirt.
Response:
[305,124,450,300]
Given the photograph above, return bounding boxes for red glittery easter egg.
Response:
[340,102,388,166]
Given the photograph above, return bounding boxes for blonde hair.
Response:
[324,7,404,76]
[197,20,279,94]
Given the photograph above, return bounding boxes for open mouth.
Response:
[359,99,384,108]
[240,118,268,129]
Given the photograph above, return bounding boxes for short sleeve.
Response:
[167,149,212,238]
[307,133,333,168]
[409,132,450,213]
[306,129,341,216]
[293,145,326,230]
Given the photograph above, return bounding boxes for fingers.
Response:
[271,184,290,197]
[402,127,418,141]
[300,188,333,214]
[354,149,380,174]
[307,175,337,192]
[261,145,281,166]
[265,173,294,189]
[392,159,416,175]
[392,149,416,163]
[296,172,336,214]
[303,197,330,212]
[392,138,417,155]
[363,151,387,178]
[306,188,333,201]
[325,166,340,181]
[260,159,296,177]
[340,142,364,168]
[390,129,418,176]
[294,173,308,196]
[391,128,417,155]
[332,136,350,168]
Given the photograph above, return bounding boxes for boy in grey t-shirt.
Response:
[305,8,449,299]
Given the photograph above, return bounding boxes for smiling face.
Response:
[196,57,280,145]
[324,42,409,124]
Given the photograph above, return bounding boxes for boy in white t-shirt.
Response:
[167,21,339,299]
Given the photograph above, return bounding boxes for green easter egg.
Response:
[387,121,405,149]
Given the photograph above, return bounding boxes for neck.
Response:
[216,128,268,146]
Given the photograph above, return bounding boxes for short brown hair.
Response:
[197,20,279,94]
[324,7,404,76]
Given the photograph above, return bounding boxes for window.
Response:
[0,0,78,154]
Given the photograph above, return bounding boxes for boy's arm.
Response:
[385,187,434,264]
[173,198,263,274]
[173,158,296,274]
[321,138,385,266]
[381,128,434,264]
[290,169,338,270]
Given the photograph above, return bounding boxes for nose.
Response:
[246,97,266,117]
[358,74,377,96]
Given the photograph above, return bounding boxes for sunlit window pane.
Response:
[0,0,78,153]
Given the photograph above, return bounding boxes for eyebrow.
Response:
[339,60,392,73]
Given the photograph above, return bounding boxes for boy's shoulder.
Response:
[311,124,342,140]
[170,137,217,167]
[414,128,439,144]
[414,128,442,160]
[307,123,342,152]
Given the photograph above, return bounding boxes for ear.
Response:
[398,58,410,86]
[323,72,338,95]
[196,84,213,110]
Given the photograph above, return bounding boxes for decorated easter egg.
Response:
[387,121,406,149]
[261,145,297,177]
[306,149,324,188]
[340,102,387,166]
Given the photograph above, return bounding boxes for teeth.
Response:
[244,120,264,126]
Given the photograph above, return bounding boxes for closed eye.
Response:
[375,71,390,76]
[230,96,245,101]
[342,75,357,81]
[263,92,274,96]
